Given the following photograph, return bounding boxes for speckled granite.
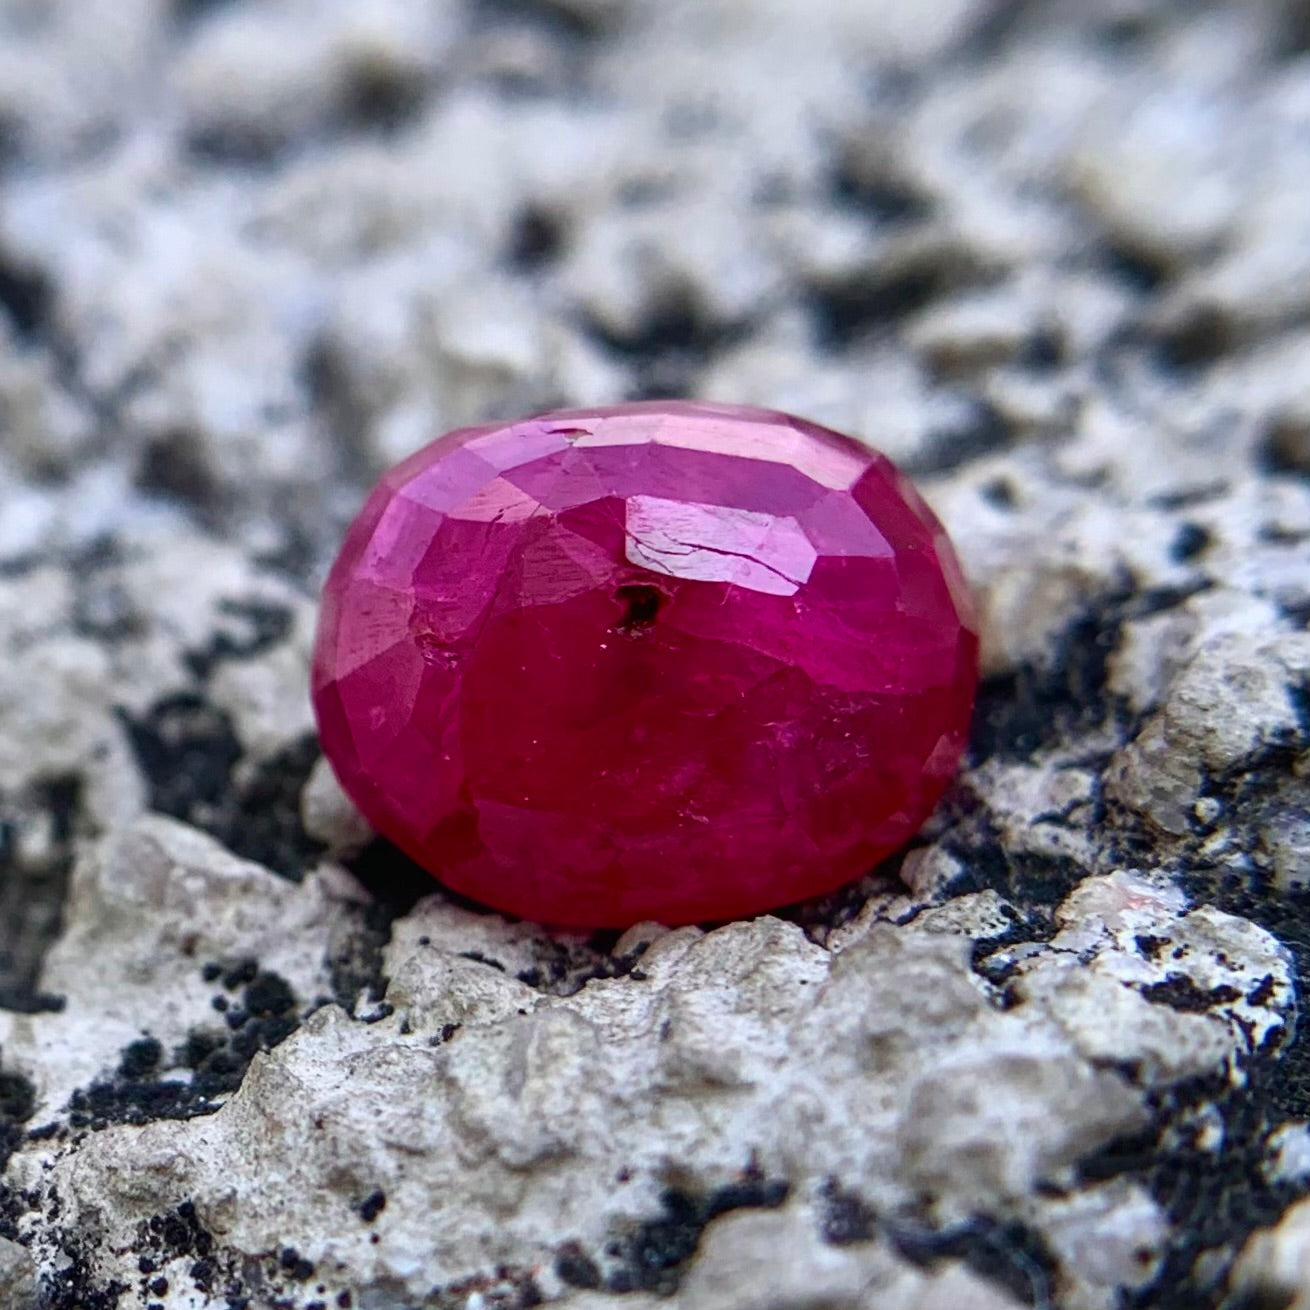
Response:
[1,2,1309,1308]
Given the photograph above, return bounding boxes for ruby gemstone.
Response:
[312,401,979,927]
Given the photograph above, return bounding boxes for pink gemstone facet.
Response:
[312,401,979,926]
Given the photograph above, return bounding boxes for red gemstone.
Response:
[312,401,978,926]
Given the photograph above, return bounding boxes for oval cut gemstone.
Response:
[312,401,979,926]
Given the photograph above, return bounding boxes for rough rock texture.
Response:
[1,1,1309,1308]
[0,1234,38,1310]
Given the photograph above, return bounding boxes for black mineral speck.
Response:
[970,592,1128,761]
[980,476,1019,510]
[118,1037,163,1080]
[0,774,81,1014]
[1140,974,1242,1013]
[507,203,566,269]
[888,1213,1057,1307]
[705,1175,789,1219]
[358,1189,387,1224]
[183,598,294,681]
[244,970,295,1017]
[69,971,300,1127]
[280,1248,315,1281]
[819,1180,877,1246]
[118,694,242,827]
[119,699,323,880]
[222,958,259,990]
[604,1173,790,1294]
[555,1242,602,1289]
[332,839,443,1011]
[1136,934,1171,961]
[136,428,222,510]
[0,251,51,340]
[460,950,507,972]
[0,1067,35,1171]
[623,1191,704,1293]
[1171,521,1213,563]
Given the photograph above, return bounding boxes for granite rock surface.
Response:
[1,1,1309,1308]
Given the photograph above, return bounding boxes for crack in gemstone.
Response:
[624,497,816,597]
[663,534,811,591]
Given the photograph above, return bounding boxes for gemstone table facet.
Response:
[312,401,979,927]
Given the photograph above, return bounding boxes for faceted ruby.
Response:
[312,401,979,927]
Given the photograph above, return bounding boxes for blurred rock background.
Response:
[0,1,1309,1307]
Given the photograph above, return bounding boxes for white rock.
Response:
[2,0,1309,1303]
[0,1237,38,1310]
[1041,1181,1167,1310]
[1266,1122,1310,1185]
[17,816,358,1114]
[1068,89,1241,266]
[301,754,375,854]
[1108,632,1310,835]
[1230,1195,1310,1310]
